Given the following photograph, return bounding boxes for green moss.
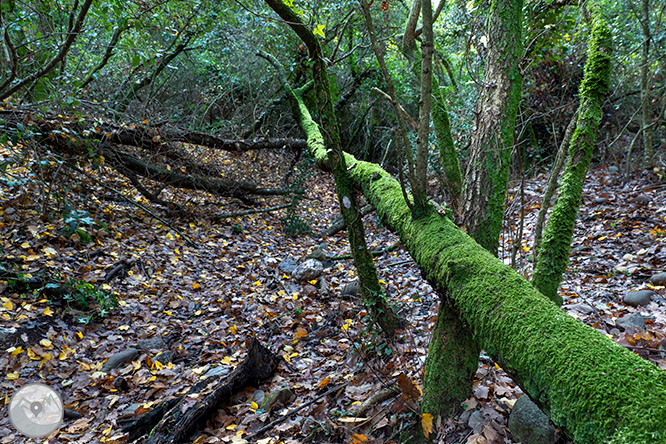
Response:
[336,153,666,443]
[532,4,612,303]
[422,300,480,417]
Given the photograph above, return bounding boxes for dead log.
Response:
[123,339,279,444]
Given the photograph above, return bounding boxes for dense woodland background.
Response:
[1,0,666,443]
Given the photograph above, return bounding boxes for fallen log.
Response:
[283,54,666,443]
[123,339,279,444]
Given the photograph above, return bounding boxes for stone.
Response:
[278,258,298,274]
[291,259,323,282]
[650,272,666,286]
[341,280,360,297]
[563,303,594,315]
[509,395,558,444]
[203,366,230,378]
[467,410,484,434]
[615,313,645,332]
[154,350,173,365]
[607,165,619,174]
[630,194,651,205]
[623,290,654,307]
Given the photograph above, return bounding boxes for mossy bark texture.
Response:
[286,71,666,442]
[346,157,665,443]
[460,0,523,255]
[421,298,480,417]
[263,0,397,335]
[532,3,612,304]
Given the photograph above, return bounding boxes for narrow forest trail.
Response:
[1,152,664,443]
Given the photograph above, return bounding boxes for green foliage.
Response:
[61,278,118,323]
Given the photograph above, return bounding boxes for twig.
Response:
[329,243,401,261]
[213,203,291,220]
[66,165,197,247]
[244,383,348,440]
[352,387,398,417]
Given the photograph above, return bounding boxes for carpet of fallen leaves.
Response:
[0,141,665,444]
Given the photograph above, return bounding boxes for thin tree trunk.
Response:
[260,0,398,335]
[532,111,577,261]
[532,2,613,304]
[640,0,653,167]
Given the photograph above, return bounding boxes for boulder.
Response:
[650,272,666,286]
[623,290,654,307]
[615,313,645,332]
[509,395,558,444]
[278,258,298,274]
[291,259,323,282]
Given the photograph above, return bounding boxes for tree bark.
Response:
[532,2,612,304]
[299,101,666,444]
[460,0,523,255]
[640,0,653,167]
[261,0,398,335]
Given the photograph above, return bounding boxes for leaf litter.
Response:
[0,141,665,444]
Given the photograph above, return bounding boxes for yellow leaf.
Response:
[39,339,53,349]
[118,325,130,331]
[166,232,174,240]
[318,376,331,389]
[42,247,57,256]
[43,307,54,317]
[422,413,434,439]
[226,424,237,430]
[250,401,259,409]
[10,346,24,357]
[20,242,30,249]
[220,356,232,365]
[253,280,262,287]
[27,348,39,360]
[76,331,83,339]
[2,300,13,310]
[192,282,201,290]
[351,433,369,443]
[313,24,325,38]
[230,324,237,334]
[5,371,19,380]
[308,279,318,285]
[163,310,173,316]
[341,319,352,331]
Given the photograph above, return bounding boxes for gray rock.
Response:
[624,290,654,307]
[607,165,619,174]
[341,280,360,297]
[154,350,173,365]
[615,313,645,332]
[509,395,557,444]
[563,303,594,315]
[102,348,140,371]
[138,336,167,350]
[203,366,231,378]
[278,258,298,274]
[650,272,666,286]
[291,259,323,282]
[260,388,295,413]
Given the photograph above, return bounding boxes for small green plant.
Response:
[61,207,95,243]
[62,279,118,323]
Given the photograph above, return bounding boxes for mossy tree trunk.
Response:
[460,0,523,255]
[531,2,612,304]
[398,2,478,419]
[262,0,397,335]
[296,109,666,442]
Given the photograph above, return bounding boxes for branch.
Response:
[0,0,94,100]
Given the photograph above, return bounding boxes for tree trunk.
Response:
[640,0,653,167]
[300,104,666,443]
[532,2,612,304]
[460,0,523,255]
[261,0,398,335]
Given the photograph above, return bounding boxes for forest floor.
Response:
[0,144,665,444]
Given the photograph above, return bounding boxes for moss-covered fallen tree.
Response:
[282,56,666,444]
